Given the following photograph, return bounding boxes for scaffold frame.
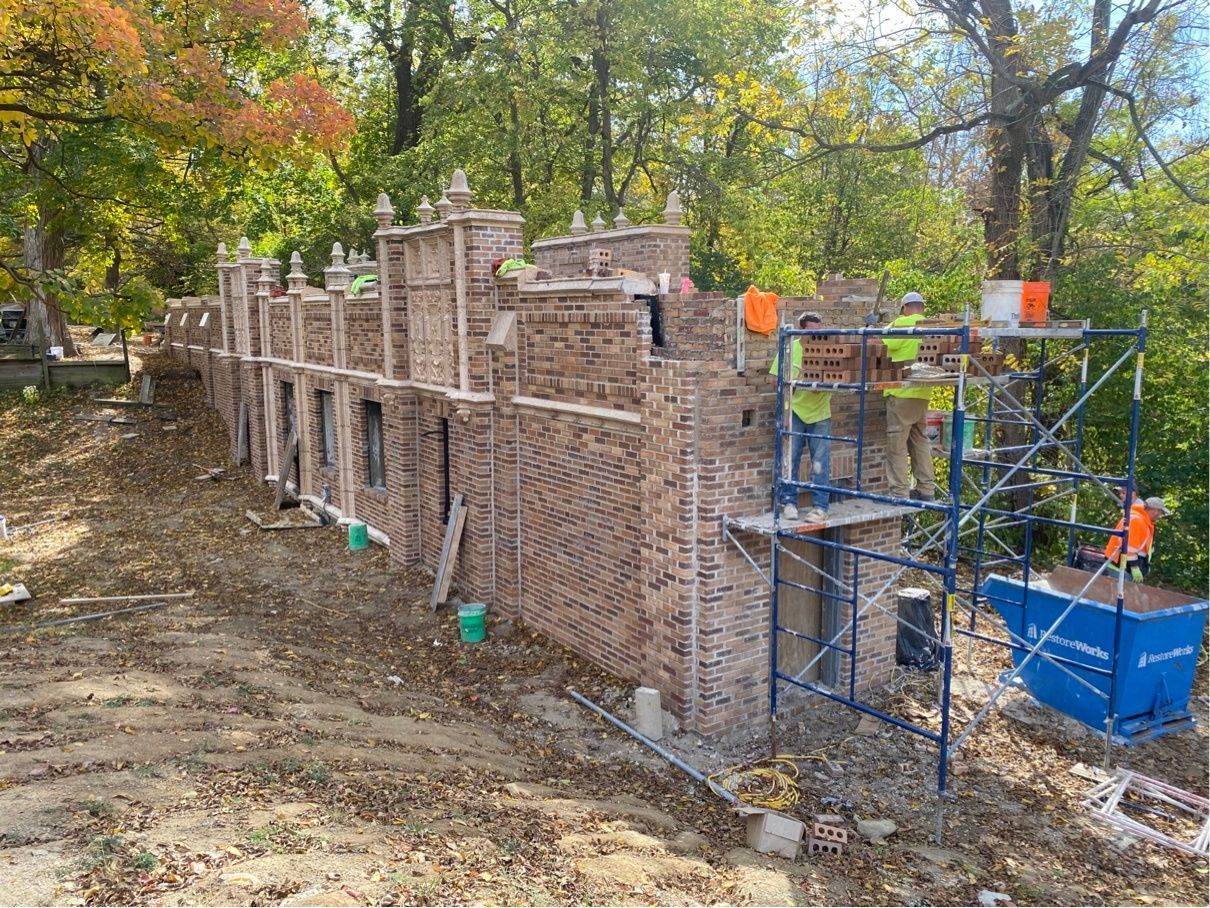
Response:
[722,309,1149,842]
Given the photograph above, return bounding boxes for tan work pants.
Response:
[885,396,936,499]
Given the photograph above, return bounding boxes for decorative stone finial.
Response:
[435,191,453,220]
[237,236,252,260]
[570,210,587,235]
[663,190,682,226]
[373,192,395,228]
[447,169,473,209]
[217,242,228,263]
[325,243,351,290]
[417,196,435,224]
[288,251,307,290]
[613,209,631,228]
[591,213,606,232]
[257,258,274,292]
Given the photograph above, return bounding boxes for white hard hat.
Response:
[900,291,925,307]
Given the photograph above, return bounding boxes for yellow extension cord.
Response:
[708,755,820,811]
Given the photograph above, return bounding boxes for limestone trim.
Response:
[374,209,524,240]
[512,395,642,428]
[531,223,690,249]
[517,276,655,297]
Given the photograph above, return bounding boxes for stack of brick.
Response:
[792,333,1005,382]
[910,334,1006,376]
[798,336,900,383]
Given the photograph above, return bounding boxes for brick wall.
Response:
[181,191,915,737]
[302,299,334,367]
[345,297,385,374]
[269,301,293,361]
[532,224,691,288]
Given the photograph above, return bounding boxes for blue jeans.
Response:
[781,415,830,510]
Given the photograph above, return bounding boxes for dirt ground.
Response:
[1,352,1206,907]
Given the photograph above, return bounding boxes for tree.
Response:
[746,0,1207,280]
[0,0,352,349]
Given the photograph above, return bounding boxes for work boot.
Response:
[781,503,799,521]
[911,488,936,502]
[803,507,829,524]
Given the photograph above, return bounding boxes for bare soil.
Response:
[0,353,1206,906]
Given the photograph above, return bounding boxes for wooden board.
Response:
[236,402,249,465]
[430,495,467,611]
[273,429,298,510]
[138,373,155,404]
[777,534,825,683]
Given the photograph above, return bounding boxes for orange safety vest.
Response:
[1104,502,1154,566]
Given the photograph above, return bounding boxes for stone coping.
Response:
[531,223,689,249]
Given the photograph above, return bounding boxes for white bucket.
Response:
[981,280,1023,323]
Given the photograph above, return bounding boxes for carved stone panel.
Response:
[408,288,453,386]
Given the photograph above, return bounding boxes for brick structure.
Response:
[164,172,909,735]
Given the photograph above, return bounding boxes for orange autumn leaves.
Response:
[0,0,352,158]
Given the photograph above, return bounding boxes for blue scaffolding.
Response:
[723,309,1149,841]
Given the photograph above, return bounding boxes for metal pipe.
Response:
[567,689,738,804]
[2,600,171,633]
[855,336,869,489]
[958,458,1126,485]
[60,591,194,605]
[1106,312,1147,766]
[1067,345,1091,564]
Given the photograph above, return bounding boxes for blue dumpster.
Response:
[982,566,1208,744]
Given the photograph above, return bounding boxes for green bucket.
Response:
[458,603,487,644]
[942,413,976,452]
[348,521,369,551]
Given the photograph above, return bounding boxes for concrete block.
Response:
[741,808,805,859]
[634,686,663,741]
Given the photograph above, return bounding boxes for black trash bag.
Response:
[896,588,939,671]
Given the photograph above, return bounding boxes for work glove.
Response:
[1130,565,1144,582]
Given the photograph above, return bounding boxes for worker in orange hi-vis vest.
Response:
[1104,495,1172,582]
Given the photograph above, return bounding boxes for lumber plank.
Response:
[236,402,249,465]
[273,429,298,510]
[429,494,466,612]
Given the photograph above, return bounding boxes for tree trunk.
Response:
[22,140,74,354]
[23,213,71,354]
[580,84,599,203]
[392,43,420,155]
[983,122,1026,280]
[508,95,525,209]
[594,46,616,211]
[592,1,617,212]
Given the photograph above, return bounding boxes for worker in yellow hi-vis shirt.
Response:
[769,312,834,523]
[883,292,936,501]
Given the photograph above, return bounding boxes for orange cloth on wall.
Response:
[744,285,780,335]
